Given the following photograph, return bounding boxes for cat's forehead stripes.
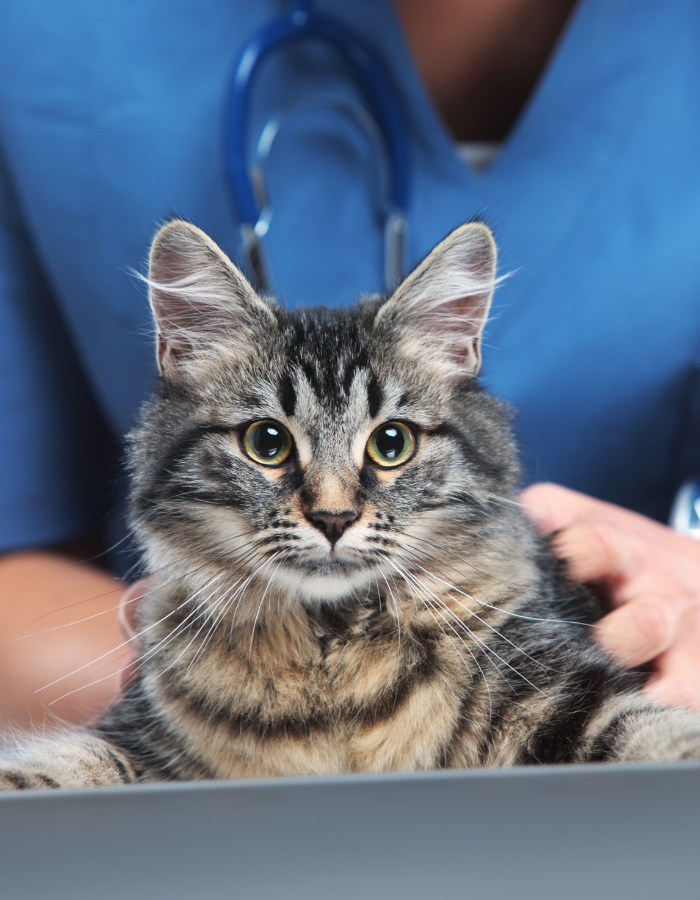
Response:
[366,374,383,420]
[289,364,373,468]
[278,374,296,418]
[284,310,372,410]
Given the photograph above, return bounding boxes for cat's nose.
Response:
[307,510,359,545]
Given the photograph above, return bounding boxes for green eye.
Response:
[243,420,293,466]
[366,422,416,468]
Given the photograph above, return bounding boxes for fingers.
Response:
[116,655,140,693]
[551,518,683,667]
[118,577,151,640]
[594,595,681,668]
[643,662,700,716]
[521,483,700,711]
[548,519,638,585]
[116,577,151,693]
[520,482,604,533]
[521,482,671,545]
[520,483,580,533]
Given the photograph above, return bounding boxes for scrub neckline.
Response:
[379,0,592,183]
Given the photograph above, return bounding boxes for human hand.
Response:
[521,483,700,714]
[116,578,150,693]
[0,552,125,732]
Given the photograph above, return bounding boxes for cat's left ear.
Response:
[147,219,276,382]
[374,223,497,377]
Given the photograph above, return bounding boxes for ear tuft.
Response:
[374,223,498,377]
[146,220,275,380]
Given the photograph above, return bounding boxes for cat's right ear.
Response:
[147,220,275,381]
[374,222,498,380]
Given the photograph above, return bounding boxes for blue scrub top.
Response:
[1,0,699,563]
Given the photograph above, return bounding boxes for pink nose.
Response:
[307,510,359,545]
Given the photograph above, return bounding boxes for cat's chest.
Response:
[238,612,451,714]
[152,606,469,776]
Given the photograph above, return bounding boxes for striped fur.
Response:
[3,220,700,789]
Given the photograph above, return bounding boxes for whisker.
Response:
[398,535,589,630]
[391,563,491,718]
[249,552,285,655]
[9,525,262,644]
[389,559,544,696]
[381,570,402,651]
[43,569,229,702]
[398,554,554,674]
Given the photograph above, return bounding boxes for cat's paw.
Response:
[0,731,137,790]
[0,766,60,791]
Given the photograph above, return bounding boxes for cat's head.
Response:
[129,220,518,615]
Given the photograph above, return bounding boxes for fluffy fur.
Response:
[3,220,700,789]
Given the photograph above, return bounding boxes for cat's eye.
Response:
[366,422,415,468]
[243,420,293,466]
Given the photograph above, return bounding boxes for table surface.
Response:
[1,762,699,900]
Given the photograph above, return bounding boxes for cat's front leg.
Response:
[586,699,700,764]
[0,730,137,790]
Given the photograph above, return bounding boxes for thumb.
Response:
[118,577,152,640]
[116,577,151,693]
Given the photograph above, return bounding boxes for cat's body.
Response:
[3,221,700,790]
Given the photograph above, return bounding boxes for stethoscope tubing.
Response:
[223,1,411,293]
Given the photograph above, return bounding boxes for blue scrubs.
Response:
[0,0,699,563]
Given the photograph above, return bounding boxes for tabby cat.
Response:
[3,219,700,790]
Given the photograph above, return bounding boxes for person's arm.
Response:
[0,152,126,737]
[521,483,700,713]
[0,551,124,734]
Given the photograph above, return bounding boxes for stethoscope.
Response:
[224,2,700,540]
[670,480,700,539]
[223,0,411,296]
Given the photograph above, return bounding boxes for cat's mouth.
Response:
[288,537,361,565]
[269,549,377,602]
[301,552,364,574]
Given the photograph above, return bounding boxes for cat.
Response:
[2,219,700,790]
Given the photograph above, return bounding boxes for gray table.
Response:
[1,763,698,899]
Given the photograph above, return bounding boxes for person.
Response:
[1,0,700,732]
